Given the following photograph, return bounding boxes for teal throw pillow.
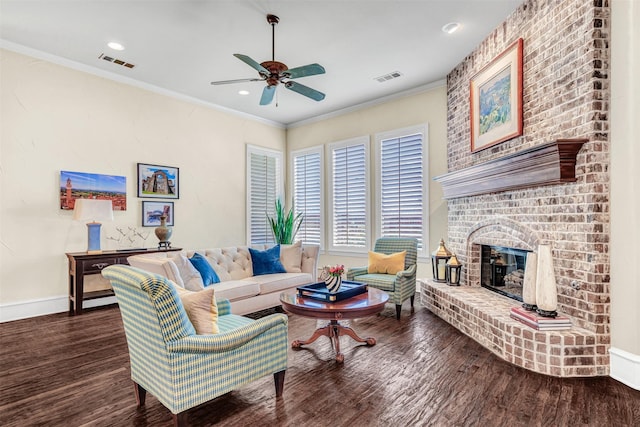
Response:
[249,245,287,276]
[188,253,220,286]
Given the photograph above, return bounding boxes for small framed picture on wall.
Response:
[137,163,179,199]
[142,201,174,227]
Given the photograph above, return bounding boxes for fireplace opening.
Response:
[480,245,531,301]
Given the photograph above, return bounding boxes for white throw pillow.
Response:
[280,241,302,273]
[169,253,205,291]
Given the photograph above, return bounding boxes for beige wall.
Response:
[610,0,640,358]
[286,85,448,277]
[0,49,285,310]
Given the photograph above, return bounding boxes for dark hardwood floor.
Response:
[1,300,638,427]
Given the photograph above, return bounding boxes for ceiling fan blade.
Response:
[234,54,269,76]
[210,77,264,85]
[284,81,325,102]
[260,85,276,105]
[284,63,326,79]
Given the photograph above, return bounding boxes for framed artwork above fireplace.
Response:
[470,38,523,152]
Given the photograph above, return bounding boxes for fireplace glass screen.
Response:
[480,245,531,301]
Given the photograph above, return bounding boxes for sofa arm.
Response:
[347,266,368,280]
[167,313,288,353]
[301,244,320,281]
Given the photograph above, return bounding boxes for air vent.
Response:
[99,53,135,69]
[374,71,403,83]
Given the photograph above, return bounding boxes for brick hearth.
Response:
[420,280,607,377]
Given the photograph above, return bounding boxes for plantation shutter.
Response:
[248,147,281,245]
[380,132,424,250]
[293,150,322,245]
[332,142,367,248]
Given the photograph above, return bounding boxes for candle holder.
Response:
[431,238,452,282]
[445,253,462,286]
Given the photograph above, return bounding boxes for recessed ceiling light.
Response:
[107,42,125,51]
[442,22,461,34]
[238,90,250,96]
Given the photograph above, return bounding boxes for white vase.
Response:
[324,275,342,293]
[522,252,538,311]
[535,244,558,317]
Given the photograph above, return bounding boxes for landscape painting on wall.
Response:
[60,170,127,210]
[137,163,179,199]
[470,38,523,152]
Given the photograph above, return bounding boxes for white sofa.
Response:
[127,242,319,315]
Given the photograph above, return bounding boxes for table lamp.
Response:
[73,199,114,254]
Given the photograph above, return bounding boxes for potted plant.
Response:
[267,199,303,244]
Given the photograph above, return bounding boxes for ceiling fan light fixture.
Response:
[107,41,125,51]
[238,90,250,95]
[442,22,461,34]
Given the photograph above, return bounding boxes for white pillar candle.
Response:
[438,263,446,280]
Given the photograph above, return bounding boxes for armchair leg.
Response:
[395,304,401,320]
[133,382,146,407]
[274,370,286,397]
[173,412,187,427]
[410,295,415,307]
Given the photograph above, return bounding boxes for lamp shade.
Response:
[72,199,114,222]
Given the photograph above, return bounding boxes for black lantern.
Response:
[431,238,452,282]
[446,253,463,286]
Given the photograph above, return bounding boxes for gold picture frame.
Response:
[470,38,523,152]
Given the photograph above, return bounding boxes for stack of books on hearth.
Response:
[509,306,572,330]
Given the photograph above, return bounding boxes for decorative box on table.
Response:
[297,281,367,302]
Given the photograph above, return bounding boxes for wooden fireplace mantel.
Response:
[434,139,587,199]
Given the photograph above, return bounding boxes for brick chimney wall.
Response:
[425,0,611,376]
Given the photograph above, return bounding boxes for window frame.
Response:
[327,135,371,255]
[290,145,324,249]
[374,124,429,258]
[246,144,284,246]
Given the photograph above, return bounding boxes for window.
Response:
[291,146,323,247]
[375,125,428,254]
[246,145,283,245]
[328,136,370,253]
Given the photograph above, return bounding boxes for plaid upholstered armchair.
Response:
[346,237,418,320]
[102,265,288,427]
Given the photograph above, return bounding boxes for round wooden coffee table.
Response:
[279,287,389,363]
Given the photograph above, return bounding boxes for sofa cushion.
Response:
[368,250,406,274]
[189,253,220,286]
[175,286,219,334]
[350,273,396,292]
[280,241,303,273]
[189,248,253,281]
[248,245,287,276]
[251,272,313,294]
[211,279,261,302]
[168,253,205,291]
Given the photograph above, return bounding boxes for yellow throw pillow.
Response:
[176,287,219,334]
[368,250,407,274]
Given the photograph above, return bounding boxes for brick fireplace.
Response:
[421,0,611,377]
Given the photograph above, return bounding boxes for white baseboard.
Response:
[0,295,117,322]
[609,346,640,390]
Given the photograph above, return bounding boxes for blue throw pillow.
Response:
[249,245,287,276]
[188,253,220,286]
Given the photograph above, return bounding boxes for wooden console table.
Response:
[66,247,181,315]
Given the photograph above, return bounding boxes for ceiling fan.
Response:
[211,14,326,106]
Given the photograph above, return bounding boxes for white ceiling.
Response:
[0,0,523,126]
